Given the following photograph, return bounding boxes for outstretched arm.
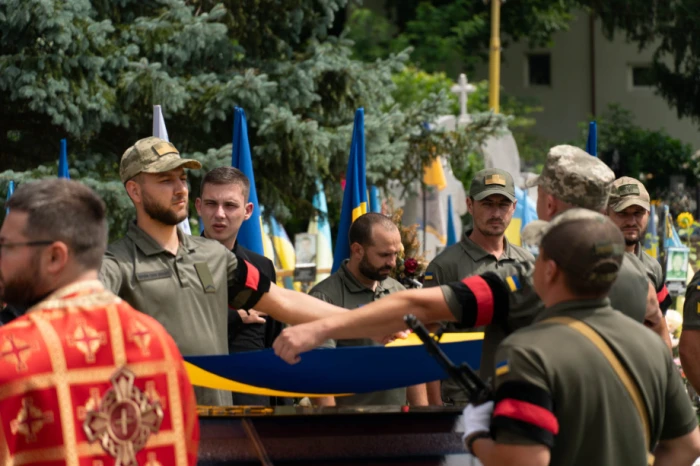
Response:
[255,284,348,326]
[273,287,456,363]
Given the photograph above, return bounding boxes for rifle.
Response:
[404,314,492,404]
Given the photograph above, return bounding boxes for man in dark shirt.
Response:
[196,166,288,406]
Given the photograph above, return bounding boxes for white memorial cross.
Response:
[451,73,476,125]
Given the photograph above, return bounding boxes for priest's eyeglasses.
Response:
[0,241,54,258]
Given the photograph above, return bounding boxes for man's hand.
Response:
[238,309,267,325]
[273,322,326,364]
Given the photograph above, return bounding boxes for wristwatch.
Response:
[465,431,491,455]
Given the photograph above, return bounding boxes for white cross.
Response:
[451,74,476,120]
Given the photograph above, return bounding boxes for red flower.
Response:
[404,257,418,275]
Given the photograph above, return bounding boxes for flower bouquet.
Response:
[387,204,429,289]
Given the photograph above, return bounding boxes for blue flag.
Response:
[332,109,368,273]
[585,121,597,157]
[446,195,457,246]
[59,139,70,179]
[5,181,14,215]
[644,204,659,258]
[369,185,381,213]
[231,107,264,255]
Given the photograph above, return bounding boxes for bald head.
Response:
[349,213,398,247]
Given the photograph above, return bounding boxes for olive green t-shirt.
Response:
[636,245,664,292]
[491,298,697,465]
[100,222,246,407]
[422,230,535,403]
[683,270,700,330]
[309,262,407,406]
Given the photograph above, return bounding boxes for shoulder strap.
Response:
[543,316,654,466]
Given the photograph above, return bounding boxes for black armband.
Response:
[229,259,271,311]
[491,380,558,448]
[446,272,509,328]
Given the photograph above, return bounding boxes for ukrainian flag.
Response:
[663,205,683,248]
[504,186,538,246]
[369,185,381,213]
[231,107,264,255]
[308,179,334,283]
[446,194,457,246]
[268,214,297,290]
[332,108,368,273]
[643,205,658,258]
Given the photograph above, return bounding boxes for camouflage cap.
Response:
[608,176,650,212]
[541,208,625,285]
[119,137,202,183]
[525,145,615,211]
[469,168,516,202]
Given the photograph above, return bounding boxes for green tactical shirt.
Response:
[683,270,700,329]
[491,298,697,466]
[422,229,534,288]
[100,222,244,407]
[440,253,649,389]
[309,261,407,406]
[635,244,664,292]
[422,229,535,403]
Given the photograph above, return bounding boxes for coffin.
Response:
[197,405,472,465]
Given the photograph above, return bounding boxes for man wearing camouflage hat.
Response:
[423,168,534,405]
[100,137,352,406]
[607,176,672,313]
[272,145,665,369]
[462,209,700,466]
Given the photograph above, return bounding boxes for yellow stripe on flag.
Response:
[184,361,351,398]
[351,202,368,222]
[423,157,447,190]
[504,218,522,246]
[386,332,484,346]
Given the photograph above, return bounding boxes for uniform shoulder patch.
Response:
[424,272,434,281]
[505,275,521,292]
[495,359,510,376]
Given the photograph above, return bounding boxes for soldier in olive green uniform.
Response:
[100,137,348,407]
[273,145,663,370]
[607,176,672,313]
[680,270,700,393]
[461,209,700,466]
[309,213,423,406]
[423,168,533,404]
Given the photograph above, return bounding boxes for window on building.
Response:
[527,53,551,87]
[631,65,654,88]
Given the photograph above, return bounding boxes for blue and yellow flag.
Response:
[504,186,538,246]
[309,179,334,283]
[446,194,457,246]
[663,205,683,248]
[585,121,597,157]
[332,108,368,273]
[58,139,70,179]
[369,185,381,213]
[643,205,659,258]
[231,107,264,255]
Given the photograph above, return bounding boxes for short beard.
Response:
[476,224,505,237]
[358,254,391,281]
[143,192,187,226]
[1,252,46,311]
[625,238,639,247]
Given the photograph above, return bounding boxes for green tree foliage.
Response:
[584,104,695,199]
[346,3,574,74]
[0,0,507,240]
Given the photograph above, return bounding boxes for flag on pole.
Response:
[308,179,334,283]
[369,185,381,213]
[446,194,457,246]
[585,121,597,157]
[231,107,265,255]
[5,181,14,215]
[418,156,448,246]
[643,205,659,258]
[663,205,684,248]
[332,109,368,273]
[58,139,70,179]
[268,215,297,289]
[153,105,192,235]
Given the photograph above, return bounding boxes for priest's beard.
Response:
[142,191,187,226]
[0,253,48,312]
